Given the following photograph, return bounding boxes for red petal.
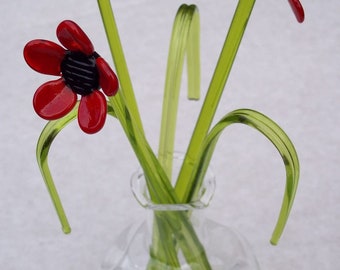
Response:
[288,0,305,23]
[33,78,77,120]
[24,40,65,75]
[56,20,94,55]
[78,90,107,134]
[96,57,119,96]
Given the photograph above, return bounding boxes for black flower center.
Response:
[61,51,99,96]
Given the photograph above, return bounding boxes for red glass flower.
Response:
[24,20,119,134]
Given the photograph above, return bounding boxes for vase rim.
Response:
[130,152,216,210]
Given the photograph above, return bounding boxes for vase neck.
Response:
[130,153,216,210]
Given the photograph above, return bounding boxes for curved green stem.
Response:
[189,109,300,244]
[36,112,76,234]
[36,103,116,234]
[175,0,256,202]
[158,4,200,179]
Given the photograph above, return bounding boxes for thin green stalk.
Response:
[97,0,175,202]
[36,109,77,234]
[188,109,300,244]
[108,93,177,204]
[36,103,116,234]
[175,0,256,202]
[158,4,200,179]
[97,0,144,134]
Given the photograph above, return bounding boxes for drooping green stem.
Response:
[188,109,300,244]
[36,103,116,234]
[36,108,78,234]
[149,5,201,262]
[158,4,200,180]
[175,0,256,202]
[97,0,144,134]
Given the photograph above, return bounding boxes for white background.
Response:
[1,0,339,269]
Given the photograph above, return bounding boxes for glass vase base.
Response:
[102,218,259,270]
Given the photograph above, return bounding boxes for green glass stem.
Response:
[97,0,144,134]
[175,0,256,202]
[36,103,116,234]
[158,4,200,179]
[188,109,300,244]
[36,110,76,234]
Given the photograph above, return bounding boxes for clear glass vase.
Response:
[102,154,259,270]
